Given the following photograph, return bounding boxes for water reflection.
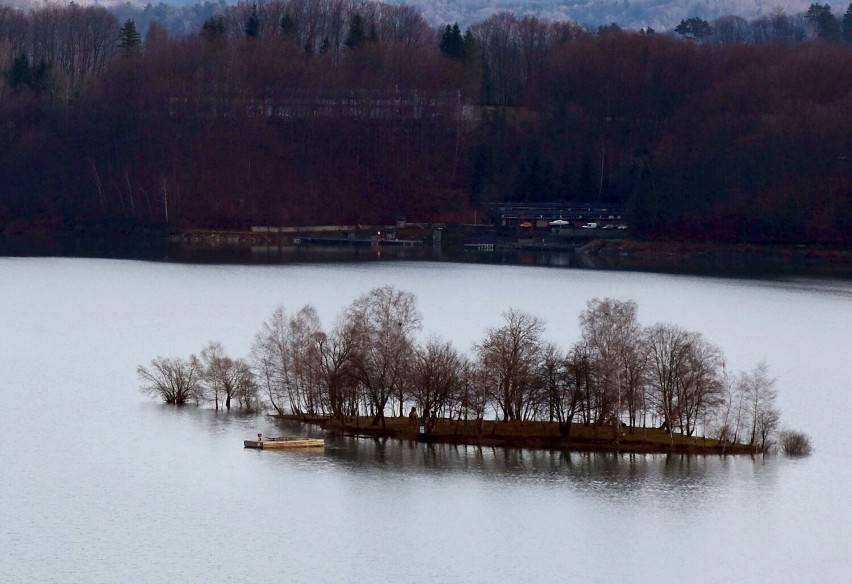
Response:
[169,405,779,507]
[6,233,847,278]
[292,430,778,505]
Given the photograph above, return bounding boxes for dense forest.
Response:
[1,1,851,243]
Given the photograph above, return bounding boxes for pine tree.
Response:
[345,13,365,49]
[674,17,713,40]
[9,53,31,90]
[201,16,226,41]
[806,3,841,40]
[118,19,142,57]
[280,13,297,40]
[842,3,852,42]
[245,4,260,38]
[439,23,465,59]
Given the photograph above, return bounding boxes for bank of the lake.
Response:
[580,238,852,276]
[284,415,760,455]
[3,227,851,277]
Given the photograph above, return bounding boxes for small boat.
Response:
[244,436,325,450]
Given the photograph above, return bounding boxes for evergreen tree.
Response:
[462,29,477,63]
[8,53,51,94]
[9,53,31,90]
[245,4,260,38]
[674,17,713,40]
[439,23,465,59]
[597,23,623,36]
[841,3,852,42]
[345,13,365,49]
[201,15,226,41]
[118,19,142,57]
[280,13,297,42]
[806,3,841,40]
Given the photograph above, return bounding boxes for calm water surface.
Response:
[1,258,851,583]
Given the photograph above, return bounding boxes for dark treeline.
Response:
[138,288,791,452]
[1,2,851,243]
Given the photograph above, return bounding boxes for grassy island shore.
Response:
[281,415,760,455]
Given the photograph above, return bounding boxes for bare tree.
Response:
[316,314,358,422]
[714,369,745,450]
[250,304,325,415]
[453,358,490,435]
[568,340,596,426]
[250,306,291,415]
[739,361,780,450]
[780,429,812,456]
[287,305,325,415]
[137,356,204,405]
[198,341,257,411]
[644,322,692,445]
[544,341,584,437]
[579,298,643,440]
[375,4,431,47]
[346,285,422,429]
[410,337,464,432]
[677,333,725,437]
[645,323,726,444]
[476,308,544,421]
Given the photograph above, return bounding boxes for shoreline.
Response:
[280,415,761,456]
[579,238,852,273]
[2,229,850,277]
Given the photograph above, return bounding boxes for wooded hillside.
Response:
[1,2,850,243]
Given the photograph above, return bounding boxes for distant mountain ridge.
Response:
[8,0,821,30]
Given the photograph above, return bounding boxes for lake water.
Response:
[1,258,851,583]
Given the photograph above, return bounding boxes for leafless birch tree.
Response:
[579,298,643,440]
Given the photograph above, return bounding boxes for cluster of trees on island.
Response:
[138,286,811,454]
[1,1,850,245]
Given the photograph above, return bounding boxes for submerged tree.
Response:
[137,356,204,405]
[739,362,780,450]
[198,341,257,411]
[780,429,813,456]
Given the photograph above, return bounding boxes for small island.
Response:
[283,414,764,455]
[139,286,812,456]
